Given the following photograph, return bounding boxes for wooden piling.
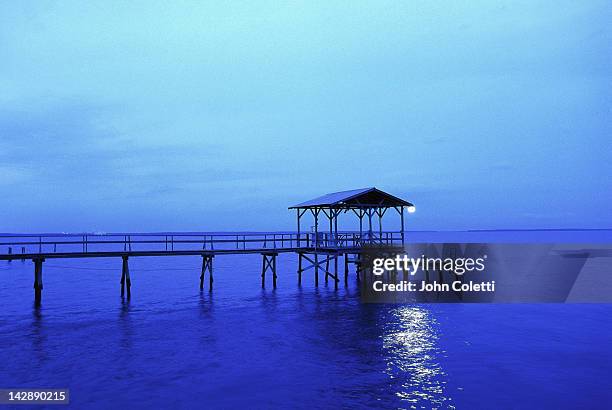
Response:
[261,253,278,289]
[344,253,349,284]
[121,260,125,296]
[272,255,277,289]
[314,253,319,286]
[199,254,214,291]
[334,253,338,290]
[297,253,303,285]
[33,258,44,305]
[208,256,214,290]
[261,254,266,288]
[121,255,131,299]
[200,255,206,290]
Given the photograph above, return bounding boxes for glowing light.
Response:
[407,206,416,214]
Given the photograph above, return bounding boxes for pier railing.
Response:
[0,231,404,257]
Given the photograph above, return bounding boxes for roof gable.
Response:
[289,187,413,209]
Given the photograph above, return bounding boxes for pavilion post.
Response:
[313,208,319,247]
[378,208,383,244]
[400,206,405,245]
[334,209,338,247]
[297,209,301,247]
[359,209,363,244]
[367,209,373,242]
[313,208,320,286]
[329,210,332,246]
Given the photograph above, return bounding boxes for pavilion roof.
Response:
[289,187,413,209]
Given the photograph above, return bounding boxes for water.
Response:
[1,234,612,408]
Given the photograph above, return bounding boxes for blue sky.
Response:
[1,1,610,232]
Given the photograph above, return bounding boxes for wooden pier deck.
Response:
[0,231,403,303]
[0,231,402,258]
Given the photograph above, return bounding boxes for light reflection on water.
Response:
[382,306,452,409]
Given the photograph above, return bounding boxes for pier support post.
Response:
[209,256,214,290]
[121,255,131,299]
[261,255,266,288]
[272,255,277,288]
[322,253,339,289]
[314,253,319,286]
[200,254,214,291]
[261,253,278,289]
[200,255,206,290]
[297,253,303,285]
[334,252,339,290]
[344,253,349,284]
[33,258,44,305]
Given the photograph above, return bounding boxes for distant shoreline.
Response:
[1,228,612,236]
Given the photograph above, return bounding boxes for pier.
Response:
[0,187,414,304]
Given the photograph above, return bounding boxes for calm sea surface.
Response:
[1,231,612,409]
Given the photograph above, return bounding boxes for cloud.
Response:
[0,99,122,179]
[0,98,229,190]
[0,165,31,185]
[488,161,514,171]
